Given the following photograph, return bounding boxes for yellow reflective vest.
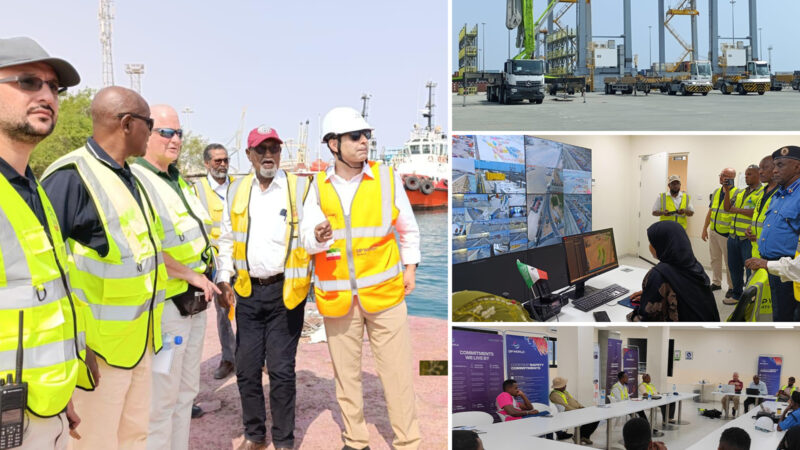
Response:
[132,164,211,299]
[780,385,797,396]
[658,192,689,229]
[312,162,405,317]
[0,174,92,416]
[751,186,777,258]
[727,269,771,321]
[710,187,737,235]
[193,175,234,248]
[42,146,167,369]
[228,172,312,309]
[730,185,764,237]
[640,383,657,396]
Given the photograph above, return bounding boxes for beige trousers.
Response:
[20,411,68,450]
[709,230,732,288]
[324,301,421,450]
[721,395,740,414]
[70,345,152,450]
[148,302,206,450]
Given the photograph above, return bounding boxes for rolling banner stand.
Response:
[623,347,640,399]
[605,338,622,402]
[593,343,600,405]
[505,334,550,405]
[757,355,783,396]
[452,329,505,414]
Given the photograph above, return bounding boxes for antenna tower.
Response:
[99,0,115,86]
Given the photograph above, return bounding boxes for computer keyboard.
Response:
[572,284,629,312]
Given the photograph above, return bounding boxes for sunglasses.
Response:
[251,145,281,155]
[342,129,372,141]
[0,75,66,95]
[117,112,154,131]
[154,128,184,139]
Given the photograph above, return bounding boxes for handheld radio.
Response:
[0,311,28,449]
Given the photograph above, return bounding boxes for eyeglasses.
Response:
[251,145,281,155]
[211,158,229,164]
[117,113,154,131]
[342,129,372,141]
[153,128,183,139]
[0,75,66,95]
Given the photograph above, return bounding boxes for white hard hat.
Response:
[755,416,774,432]
[321,107,372,142]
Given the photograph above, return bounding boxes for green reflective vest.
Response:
[193,175,234,248]
[132,164,211,299]
[641,383,657,396]
[780,385,797,397]
[658,192,689,229]
[42,146,167,369]
[0,173,92,416]
[731,185,764,237]
[751,186,776,258]
[710,187,737,235]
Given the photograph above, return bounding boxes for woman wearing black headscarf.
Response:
[628,221,720,322]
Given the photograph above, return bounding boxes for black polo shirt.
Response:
[42,138,144,257]
[0,156,50,235]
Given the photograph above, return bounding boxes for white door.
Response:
[638,153,667,264]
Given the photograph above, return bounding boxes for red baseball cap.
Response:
[247,126,283,148]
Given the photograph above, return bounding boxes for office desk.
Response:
[711,390,777,418]
[477,393,696,450]
[687,401,787,450]
[550,265,649,322]
[479,433,584,449]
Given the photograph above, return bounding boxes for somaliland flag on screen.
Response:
[516,259,548,288]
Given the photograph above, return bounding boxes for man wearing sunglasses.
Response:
[130,104,220,450]
[215,126,312,450]
[300,107,421,450]
[193,143,237,380]
[0,36,92,450]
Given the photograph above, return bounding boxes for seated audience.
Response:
[496,379,537,421]
[722,372,745,416]
[778,377,798,402]
[717,426,751,450]
[778,392,800,432]
[452,430,483,450]
[743,375,768,412]
[639,373,675,423]
[549,376,599,445]
[780,426,800,450]
[623,417,668,450]
[613,371,662,437]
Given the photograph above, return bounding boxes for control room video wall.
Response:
[452,135,592,264]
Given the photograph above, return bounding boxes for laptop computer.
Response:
[721,385,735,394]
[746,388,760,395]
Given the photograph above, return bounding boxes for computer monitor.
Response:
[562,228,619,298]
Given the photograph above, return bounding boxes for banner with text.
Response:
[452,329,505,413]
[505,334,550,405]
[606,338,622,399]
[758,355,783,396]
[624,347,640,398]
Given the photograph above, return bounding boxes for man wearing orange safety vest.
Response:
[301,107,422,450]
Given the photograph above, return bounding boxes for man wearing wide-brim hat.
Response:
[549,376,599,445]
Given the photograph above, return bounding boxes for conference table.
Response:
[474,392,697,450]
[710,390,777,418]
[550,265,649,322]
[687,401,787,449]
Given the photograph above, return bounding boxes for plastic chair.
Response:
[452,411,494,428]
[726,285,758,322]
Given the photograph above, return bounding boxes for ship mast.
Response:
[422,81,437,131]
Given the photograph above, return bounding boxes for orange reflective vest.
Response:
[312,162,405,317]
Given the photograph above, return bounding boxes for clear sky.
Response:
[453,0,800,73]
[3,1,447,171]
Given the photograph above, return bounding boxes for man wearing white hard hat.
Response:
[652,174,694,230]
[300,107,422,449]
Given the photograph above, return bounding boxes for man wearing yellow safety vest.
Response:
[612,371,662,436]
[193,143,236,380]
[638,374,675,424]
[722,165,764,305]
[549,377,598,445]
[702,167,737,294]
[131,105,219,450]
[652,175,693,229]
[301,106,422,450]
[745,146,800,322]
[215,126,310,450]
[778,377,797,402]
[0,36,91,449]
[42,87,216,450]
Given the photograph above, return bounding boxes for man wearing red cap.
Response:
[215,126,311,450]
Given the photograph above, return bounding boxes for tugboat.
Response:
[394,81,448,209]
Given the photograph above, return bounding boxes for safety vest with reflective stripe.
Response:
[781,385,797,396]
[193,175,234,248]
[641,383,657,396]
[312,162,404,317]
[132,164,212,299]
[727,269,771,321]
[228,172,312,309]
[751,187,776,258]
[550,389,573,407]
[658,192,689,229]
[710,187,737,234]
[0,174,92,416]
[42,146,167,368]
[611,381,629,400]
[731,185,764,237]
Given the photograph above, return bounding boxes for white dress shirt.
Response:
[216,170,291,282]
[652,191,694,213]
[300,163,421,266]
[207,173,230,202]
[768,256,800,283]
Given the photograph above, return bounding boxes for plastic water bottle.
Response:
[599,389,607,407]
[163,334,183,349]
[153,334,183,374]
[718,383,723,392]
[673,384,678,395]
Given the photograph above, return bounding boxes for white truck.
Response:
[486,59,546,104]
[716,60,771,95]
[662,60,713,96]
